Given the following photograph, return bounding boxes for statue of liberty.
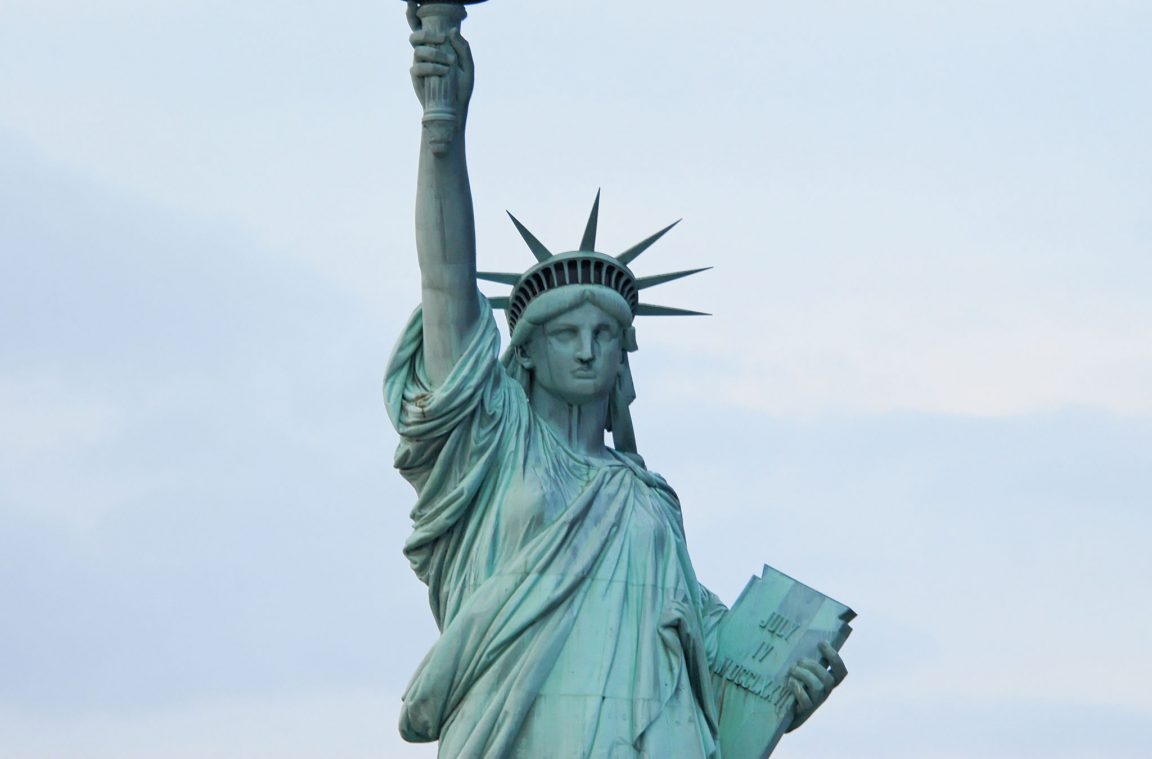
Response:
[385,3,848,756]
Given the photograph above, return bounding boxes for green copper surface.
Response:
[390,6,853,756]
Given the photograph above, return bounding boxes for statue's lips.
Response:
[571,370,597,379]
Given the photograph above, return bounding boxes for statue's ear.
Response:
[515,344,534,370]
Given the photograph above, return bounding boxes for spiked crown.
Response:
[480,191,710,333]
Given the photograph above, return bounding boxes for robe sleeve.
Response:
[383,296,525,593]
[698,583,729,667]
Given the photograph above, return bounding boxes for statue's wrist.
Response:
[420,127,466,163]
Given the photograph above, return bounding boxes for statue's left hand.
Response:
[786,641,847,731]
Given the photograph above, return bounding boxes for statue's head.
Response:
[483,192,708,451]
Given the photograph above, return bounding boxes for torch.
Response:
[408,0,487,154]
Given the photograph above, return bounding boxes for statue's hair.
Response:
[507,285,637,351]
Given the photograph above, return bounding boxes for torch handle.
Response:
[417,3,468,155]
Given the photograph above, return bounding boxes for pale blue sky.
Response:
[2,1,1150,756]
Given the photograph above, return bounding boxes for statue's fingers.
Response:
[797,658,835,690]
[409,30,446,47]
[790,662,824,696]
[442,43,458,68]
[413,45,453,65]
[411,62,450,79]
[819,642,848,683]
[406,1,420,32]
[448,28,474,73]
[789,676,813,712]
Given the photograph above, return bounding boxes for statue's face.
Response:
[520,301,624,406]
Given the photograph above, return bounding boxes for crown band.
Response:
[507,252,639,333]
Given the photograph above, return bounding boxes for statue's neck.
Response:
[529,386,611,459]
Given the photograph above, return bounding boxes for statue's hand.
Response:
[786,641,847,732]
[407,1,474,116]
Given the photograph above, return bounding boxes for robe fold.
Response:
[386,301,727,758]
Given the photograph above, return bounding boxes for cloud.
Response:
[5,0,1150,416]
[1,135,433,723]
[0,689,426,759]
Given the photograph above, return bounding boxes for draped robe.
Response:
[386,303,727,758]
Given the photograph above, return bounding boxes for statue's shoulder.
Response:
[613,450,679,496]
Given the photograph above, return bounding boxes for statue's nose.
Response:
[575,333,595,362]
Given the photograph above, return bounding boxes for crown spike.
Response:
[580,189,601,251]
[635,303,710,317]
[487,296,511,310]
[507,211,553,262]
[616,219,681,265]
[635,267,712,290]
[477,271,521,285]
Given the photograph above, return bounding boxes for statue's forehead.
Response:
[543,300,620,327]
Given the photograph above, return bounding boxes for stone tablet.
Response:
[710,565,855,759]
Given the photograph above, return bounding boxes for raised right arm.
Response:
[408,2,480,386]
